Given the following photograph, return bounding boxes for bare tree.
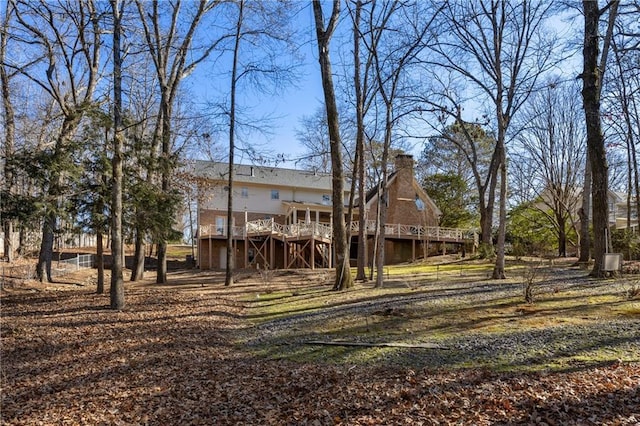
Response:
[212,0,299,286]
[1,0,15,262]
[135,0,219,284]
[350,0,368,282]
[223,0,245,287]
[110,0,124,310]
[513,80,586,257]
[10,0,102,282]
[345,0,389,283]
[362,1,441,287]
[607,6,640,241]
[580,0,619,276]
[295,107,332,173]
[312,0,353,291]
[430,1,558,278]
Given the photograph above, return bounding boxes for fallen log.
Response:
[305,340,447,349]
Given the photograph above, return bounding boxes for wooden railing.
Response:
[348,220,470,241]
[200,219,474,242]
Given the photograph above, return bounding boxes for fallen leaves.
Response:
[1,285,639,425]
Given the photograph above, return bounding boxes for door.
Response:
[219,247,227,269]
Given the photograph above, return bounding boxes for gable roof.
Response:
[190,160,333,190]
[360,171,441,216]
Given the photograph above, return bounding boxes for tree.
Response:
[312,0,353,291]
[512,80,586,257]
[217,0,299,286]
[110,0,125,310]
[348,0,368,282]
[10,0,102,282]
[223,0,244,287]
[135,0,219,284]
[508,201,564,257]
[422,173,475,228]
[73,110,112,294]
[580,0,619,277]
[607,5,640,243]
[429,1,558,278]
[295,107,332,173]
[421,120,496,256]
[361,1,440,288]
[0,0,15,262]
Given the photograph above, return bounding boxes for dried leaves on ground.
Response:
[1,271,639,425]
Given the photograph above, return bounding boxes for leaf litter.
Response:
[1,270,639,425]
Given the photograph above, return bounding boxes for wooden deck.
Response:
[199,219,474,244]
[198,219,476,270]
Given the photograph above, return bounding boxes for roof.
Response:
[359,171,441,216]
[190,160,333,190]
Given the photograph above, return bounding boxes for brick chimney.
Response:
[395,154,414,174]
[394,154,415,199]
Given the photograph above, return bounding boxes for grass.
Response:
[235,259,640,372]
[165,244,195,259]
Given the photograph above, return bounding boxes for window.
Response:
[241,187,248,198]
[415,196,425,211]
[271,189,279,200]
[216,217,226,235]
[322,194,331,205]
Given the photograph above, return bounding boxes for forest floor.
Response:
[1,257,639,425]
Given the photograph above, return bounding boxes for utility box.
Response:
[603,253,623,273]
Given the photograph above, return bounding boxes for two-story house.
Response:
[194,160,340,270]
[194,155,472,270]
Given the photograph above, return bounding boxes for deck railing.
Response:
[348,220,468,241]
[200,219,473,242]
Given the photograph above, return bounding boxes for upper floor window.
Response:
[415,196,425,211]
[216,216,226,235]
[271,189,279,200]
[322,194,331,205]
[241,187,248,198]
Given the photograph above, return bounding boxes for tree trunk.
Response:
[37,213,55,282]
[156,240,167,284]
[375,105,393,288]
[558,219,567,258]
[375,184,389,288]
[110,0,125,309]
[581,0,618,277]
[130,226,145,281]
[96,232,104,294]
[225,0,244,287]
[352,0,367,282]
[313,0,353,291]
[478,145,500,256]
[578,154,592,263]
[492,142,507,279]
[1,1,14,263]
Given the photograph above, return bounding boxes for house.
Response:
[194,155,473,270]
[609,191,639,233]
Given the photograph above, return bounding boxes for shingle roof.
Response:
[189,160,333,190]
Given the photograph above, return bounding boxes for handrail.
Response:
[199,219,475,242]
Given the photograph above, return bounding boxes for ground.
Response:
[1,257,639,425]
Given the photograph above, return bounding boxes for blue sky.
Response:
[185,2,327,168]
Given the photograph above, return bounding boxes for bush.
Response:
[611,229,640,261]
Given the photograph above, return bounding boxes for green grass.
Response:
[234,260,640,373]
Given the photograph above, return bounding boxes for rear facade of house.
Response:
[194,155,474,270]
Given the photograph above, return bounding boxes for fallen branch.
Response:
[305,340,447,349]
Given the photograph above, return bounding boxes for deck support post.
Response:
[311,238,315,270]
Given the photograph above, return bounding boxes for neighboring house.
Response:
[609,191,639,232]
[194,155,473,270]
